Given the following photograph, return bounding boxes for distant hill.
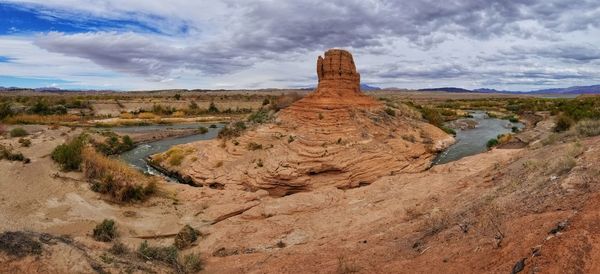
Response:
[528,85,600,94]
[419,85,600,95]
[418,87,474,93]
[360,84,381,91]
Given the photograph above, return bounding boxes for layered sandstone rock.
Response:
[152,49,454,196]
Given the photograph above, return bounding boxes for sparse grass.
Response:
[9,127,28,137]
[164,147,189,166]
[422,208,450,236]
[337,256,359,274]
[82,147,156,202]
[575,119,600,137]
[137,241,178,265]
[93,219,117,242]
[548,156,577,176]
[182,253,204,273]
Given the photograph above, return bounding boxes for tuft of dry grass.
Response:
[81,147,156,202]
[575,119,600,137]
[4,114,81,124]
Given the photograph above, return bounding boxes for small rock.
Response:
[548,220,568,235]
[531,245,542,257]
[511,258,526,274]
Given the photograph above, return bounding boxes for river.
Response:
[117,123,223,176]
[433,111,524,165]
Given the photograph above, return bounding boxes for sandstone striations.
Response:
[151,49,454,196]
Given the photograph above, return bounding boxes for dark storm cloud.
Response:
[27,0,600,82]
[34,32,255,77]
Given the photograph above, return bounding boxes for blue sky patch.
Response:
[0,56,13,63]
[0,3,166,35]
[0,75,72,88]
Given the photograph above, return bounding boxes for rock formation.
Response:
[151,49,454,196]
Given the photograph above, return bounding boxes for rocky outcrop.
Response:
[152,49,454,196]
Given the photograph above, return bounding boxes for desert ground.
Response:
[1,51,599,274]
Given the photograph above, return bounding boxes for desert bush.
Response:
[174,225,199,250]
[92,133,135,155]
[270,92,303,111]
[262,98,270,106]
[384,107,396,117]
[138,112,158,119]
[10,127,28,137]
[247,142,263,150]
[218,121,246,139]
[0,145,29,163]
[18,138,31,147]
[554,114,574,132]
[82,147,156,202]
[0,101,14,119]
[51,134,86,171]
[575,119,600,137]
[208,101,219,113]
[93,219,117,242]
[109,241,129,255]
[0,231,42,258]
[197,126,208,134]
[247,108,271,124]
[419,107,443,127]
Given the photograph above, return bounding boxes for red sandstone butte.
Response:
[151,49,454,196]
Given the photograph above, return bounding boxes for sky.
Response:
[1,1,600,91]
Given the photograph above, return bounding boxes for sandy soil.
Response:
[0,117,599,273]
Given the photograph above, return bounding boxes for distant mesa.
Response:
[151,49,454,196]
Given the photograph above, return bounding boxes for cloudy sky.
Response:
[1,0,600,91]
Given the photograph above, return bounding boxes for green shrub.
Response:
[93,219,117,242]
[554,114,574,132]
[441,126,456,135]
[486,138,499,149]
[10,127,28,137]
[51,134,86,171]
